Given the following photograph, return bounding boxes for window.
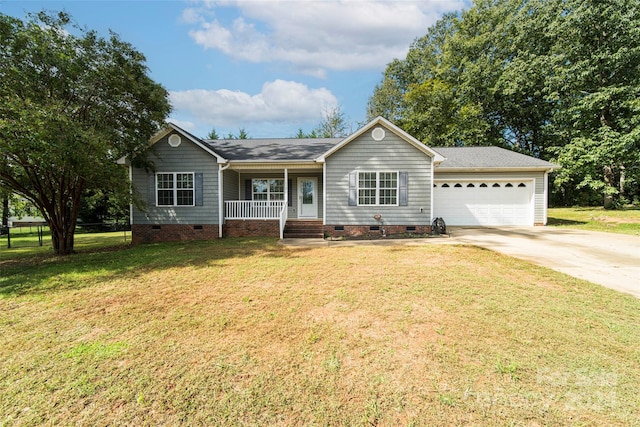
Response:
[252,179,284,201]
[157,173,194,206]
[357,172,398,206]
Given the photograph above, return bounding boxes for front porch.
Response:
[221,167,324,239]
[223,201,324,239]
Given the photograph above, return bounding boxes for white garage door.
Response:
[433,181,533,226]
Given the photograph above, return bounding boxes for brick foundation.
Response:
[223,220,280,238]
[324,224,431,239]
[132,224,219,244]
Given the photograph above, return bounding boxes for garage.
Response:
[433,180,534,226]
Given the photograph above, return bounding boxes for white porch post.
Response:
[284,168,288,207]
[218,163,230,238]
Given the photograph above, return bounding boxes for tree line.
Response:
[367,0,640,208]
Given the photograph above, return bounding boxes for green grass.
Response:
[1,238,639,425]
[0,228,130,261]
[548,206,640,235]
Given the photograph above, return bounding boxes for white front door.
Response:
[298,177,318,218]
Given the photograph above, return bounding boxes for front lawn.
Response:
[548,206,640,235]
[1,239,639,425]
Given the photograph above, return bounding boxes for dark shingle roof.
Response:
[204,138,342,161]
[433,146,557,169]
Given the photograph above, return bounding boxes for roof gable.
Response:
[151,123,227,163]
[317,116,445,163]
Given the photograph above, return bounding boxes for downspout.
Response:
[430,158,435,224]
[322,162,327,225]
[543,170,550,226]
[218,163,230,238]
[283,168,288,240]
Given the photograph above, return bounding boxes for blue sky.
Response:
[1,0,468,138]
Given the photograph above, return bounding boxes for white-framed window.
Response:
[252,179,285,201]
[357,171,398,206]
[156,172,194,206]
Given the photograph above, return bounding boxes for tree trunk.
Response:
[1,195,8,227]
[49,220,76,255]
[603,165,614,209]
[619,165,626,201]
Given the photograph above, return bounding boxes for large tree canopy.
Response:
[0,12,171,254]
[368,0,640,207]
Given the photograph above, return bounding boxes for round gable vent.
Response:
[168,134,182,147]
[371,127,385,141]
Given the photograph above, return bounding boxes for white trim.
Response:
[543,171,549,225]
[323,162,327,225]
[356,171,399,207]
[156,172,195,207]
[316,116,445,163]
[284,168,289,209]
[430,161,434,223]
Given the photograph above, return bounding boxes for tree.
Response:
[367,0,640,207]
[224,128,250,139]
[314,106,349,138]
[206,128,219,139]
[0,12,171,254]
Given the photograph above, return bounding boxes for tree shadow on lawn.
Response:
[547,217,587,226]
[0,237,310,297]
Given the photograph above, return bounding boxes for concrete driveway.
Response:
[449,227,640,298]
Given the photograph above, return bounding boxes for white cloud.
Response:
[169,79,338,129]
[186,0,467,77]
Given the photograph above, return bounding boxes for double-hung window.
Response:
[156,172,194,206]
[358,171,398,206]
[252,179,284,201]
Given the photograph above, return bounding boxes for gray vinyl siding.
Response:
[325,132,433,225]
[223,169,239,201]
[434,171,547,224]
[238,171,323,219]
[132,133,219,225]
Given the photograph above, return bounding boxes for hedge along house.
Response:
[119,117,558,244]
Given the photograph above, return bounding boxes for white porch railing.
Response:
[278,200,288,240]
[225,200,286,220]
[225,200,288,239]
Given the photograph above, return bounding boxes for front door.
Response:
[297,177,318,218]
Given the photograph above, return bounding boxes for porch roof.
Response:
[204,138,341,162]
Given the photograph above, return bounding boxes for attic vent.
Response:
[371,127,386,141]
[168,134,182,147]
